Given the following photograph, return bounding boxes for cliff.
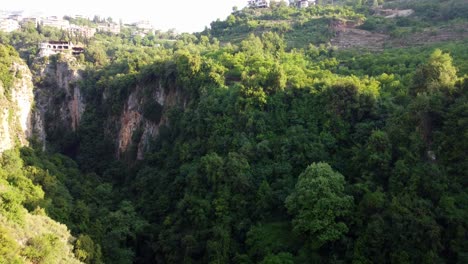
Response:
[32,54,85,149]
[115,78,186,160]
[0,46,83,264]
[0,59,34,152]
[30,54,187,160]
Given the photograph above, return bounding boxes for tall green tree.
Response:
[412,49,458,95]
[285,162,353,248]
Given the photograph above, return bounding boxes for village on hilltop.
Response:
[0,10,161,57]
[0,10,155,37]
[248,0,317,9]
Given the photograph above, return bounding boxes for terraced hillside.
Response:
[207,0,468,50]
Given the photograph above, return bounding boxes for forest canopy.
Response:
[0,0,467,263]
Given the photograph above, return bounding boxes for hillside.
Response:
[0,45,83,264]
[208,0,468,50]
[0,0,467,263]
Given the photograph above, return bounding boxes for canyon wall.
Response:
[0,60,34,152]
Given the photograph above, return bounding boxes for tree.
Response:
[85,44,109,66]
[285,162,353,248]
[260,252,294,264]
[262,32,285,58]
[102,201,148,264]
[412,49,458,95]
[74,234,103,264]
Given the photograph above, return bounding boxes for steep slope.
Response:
[31,54,85,151]
[0,46,34,152]
[115,79,186,160]
[30,52,187,161]
[0,44,83,264]
[209,1,468,50]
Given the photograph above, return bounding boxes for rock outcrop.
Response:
[28,53,186,160]
[0,60,34,153]
[32,54,85,147]
[116,79,186,160]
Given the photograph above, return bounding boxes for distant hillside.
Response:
[207,0,468,50]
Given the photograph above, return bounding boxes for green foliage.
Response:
[0,44,18,96]
[0,149,83,263]
[412,49,458,95]
[85,44,109,66]
[285,163,353,247]
[385,0,468,22]
[74,234,95,263]
[260,252,294,264]
[142,100,164,122]
[64,16,97,27]
[246,222,296,261]
[0,227,22,264]
[0,189,26,223]
[22,233,61,264]
[1,3,467,263]
[209,4,363,48]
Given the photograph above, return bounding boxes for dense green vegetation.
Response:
[114,43,466,263]
[0,147,84,264]
[208,0,467,49]
[0,44,18,96]
[1,0,467,263]
[208,3,365,48]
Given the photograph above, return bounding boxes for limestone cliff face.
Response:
[0,60,34,153]
[115,79,186,160]
[32,54,85,146]
[28,54,186,160]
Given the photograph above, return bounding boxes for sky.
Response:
[1,0,249,33]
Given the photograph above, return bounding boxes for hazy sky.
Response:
[2,0,249,33]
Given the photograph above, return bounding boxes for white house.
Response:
[248,0,270,8]
[97,22,121,34]
[38,41,84,57]
[38,41,72,57]
[21,17,41,27]
[134,20,153,30]
[289,0,316,8]
[42,16,70,29]
[8,13,23,21]
[69,24,97,38]
[0,19,20,32]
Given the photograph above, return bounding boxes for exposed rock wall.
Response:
[23,53,186,160]
[116,79,186,160]
[118,91,143,155]
[32,54,85,147]
[0,60,34,153]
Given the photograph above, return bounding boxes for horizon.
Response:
[1,0,249,33]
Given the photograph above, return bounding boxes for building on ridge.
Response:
[69,24,97,38]
[248,0,271,8]
[38,41,84,57]
[0,19,20,32]
[97,22,121,34]
[289,0,316,8]
[41,16,70,30]
[21,17,41,27]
